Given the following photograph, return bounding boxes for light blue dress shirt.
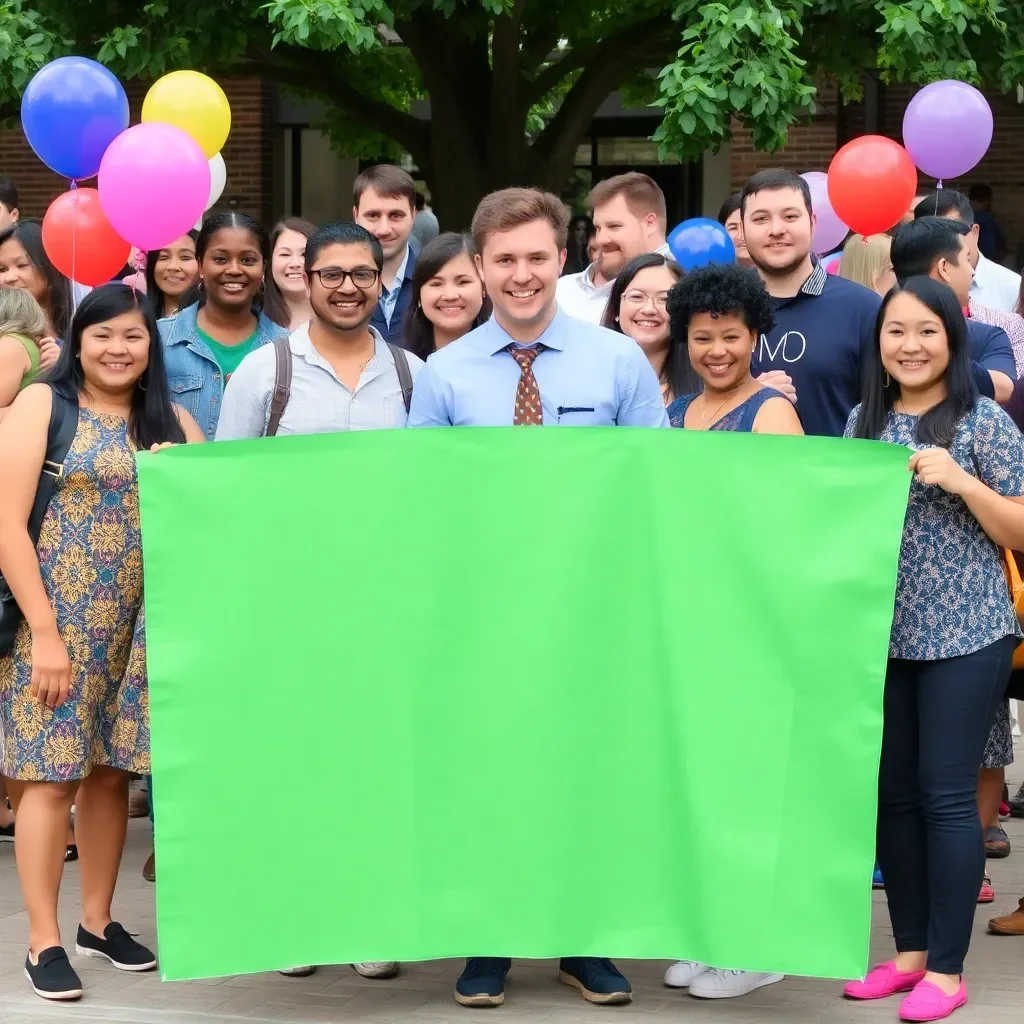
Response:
[408,307,670,428]
[380,244,411,327]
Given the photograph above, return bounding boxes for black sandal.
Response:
[64,845,78,863]
[984,825,1010,859]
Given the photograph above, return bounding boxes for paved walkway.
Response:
[2,761,1023,1024]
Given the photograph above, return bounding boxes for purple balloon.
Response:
[903,81,992,182]
[98,124,211,251]
[801,171,848,255]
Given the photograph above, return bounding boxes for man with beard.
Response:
[556,172,669,324]
[217,221,423,440]
[741,168,882,436]
[354,164,420,345]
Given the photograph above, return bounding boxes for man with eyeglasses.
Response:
[216,221,423,441]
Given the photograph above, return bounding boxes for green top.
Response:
[196,325,259,380]
[12,333,40,391]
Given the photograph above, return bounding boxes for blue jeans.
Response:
[876,636,1016,974]
[145,774,153,825]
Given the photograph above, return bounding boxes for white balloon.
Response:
[206,153,226,210]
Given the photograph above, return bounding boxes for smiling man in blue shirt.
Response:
[409,188,662,1009]
[408,187,667,430]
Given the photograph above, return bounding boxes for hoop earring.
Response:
[259,278,267,296]
[197,278,206,293]
[882,370,891,387]
[138,378,147,391]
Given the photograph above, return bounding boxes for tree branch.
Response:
[245,46,430,156]
[522,13,676,109]
[519,11,564,76]
[529,27,678,180]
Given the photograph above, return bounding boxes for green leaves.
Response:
[0,0,1022,203]
[263,0,391,52]
[655,0,1020,162]
[654,1,816,160]
[0,0,72,100]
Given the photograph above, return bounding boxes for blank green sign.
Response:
[137,427,910,982]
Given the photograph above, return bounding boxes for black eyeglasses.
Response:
[310,267,380,289]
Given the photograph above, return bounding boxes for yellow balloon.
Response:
[142,71,230,159]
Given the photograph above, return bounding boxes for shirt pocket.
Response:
[554,402,607,426]
[168,374,204,421]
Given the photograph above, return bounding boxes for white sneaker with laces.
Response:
[352,962,399,979]
[688,968,784,999]
[664,961,710,988]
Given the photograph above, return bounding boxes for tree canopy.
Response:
[1,0,1022,226]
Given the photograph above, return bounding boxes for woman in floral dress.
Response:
[0,284,203,1002]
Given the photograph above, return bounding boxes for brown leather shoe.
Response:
[988,897,1024,935]
[143,850,155,883]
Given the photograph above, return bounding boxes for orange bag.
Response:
[1003,549,1024,670]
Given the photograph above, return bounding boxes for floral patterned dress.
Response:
[0,408,149,781]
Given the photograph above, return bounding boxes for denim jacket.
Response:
[159,303,289,440]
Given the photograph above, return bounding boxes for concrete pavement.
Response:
[1,760,1022,1024]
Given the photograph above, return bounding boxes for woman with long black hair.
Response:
[0,284,203,1002]
[0,220,74,340]
[842,276,1024,1021]
[145,231,200,320]
[402,232,489,361]
[160,211,288,440]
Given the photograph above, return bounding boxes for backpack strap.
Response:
[266,337,293,437]
[28,389,79,540]
[388,342,413,414]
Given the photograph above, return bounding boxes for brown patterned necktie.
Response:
[508,344,545,426]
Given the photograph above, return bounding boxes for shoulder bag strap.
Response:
[266,337,293,437]
[27,389,79,542]
[388,342,414,414]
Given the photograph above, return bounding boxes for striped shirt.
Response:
[970,300,1024,379]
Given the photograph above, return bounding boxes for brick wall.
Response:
[730,82,1024,269]
[0,77,272,228]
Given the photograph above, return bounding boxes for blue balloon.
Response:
[21,57,129,181]
[667,218,736,271]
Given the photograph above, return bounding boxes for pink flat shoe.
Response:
[843,962,927,1000]
[898,979,967,1022]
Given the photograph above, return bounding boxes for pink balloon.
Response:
[801,170,849,255]
[98,123,211,251]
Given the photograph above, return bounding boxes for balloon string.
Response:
[69,179,77,297]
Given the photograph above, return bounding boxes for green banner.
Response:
[137,427,910,983]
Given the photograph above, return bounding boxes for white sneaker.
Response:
[689,969,784,999]
[352,962,399,979]
[664,961,711,988]
[278,965,316,977]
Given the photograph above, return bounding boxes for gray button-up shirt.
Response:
[215,324,424,440]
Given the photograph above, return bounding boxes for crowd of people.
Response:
[1,159,1024,1022]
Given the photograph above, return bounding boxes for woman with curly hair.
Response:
[664,262,803,435]
[662,262,801,1002]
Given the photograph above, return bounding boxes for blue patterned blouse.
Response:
[844,398,1024,660]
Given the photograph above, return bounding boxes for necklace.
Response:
[698,377,753,426]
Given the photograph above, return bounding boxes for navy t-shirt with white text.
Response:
[751,266,879,437]
[751,267,1016,437]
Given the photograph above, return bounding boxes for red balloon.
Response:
[42,188,131,287]
[827,136,918,237]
